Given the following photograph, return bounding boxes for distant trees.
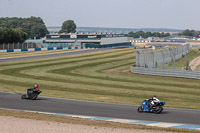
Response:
[59,20,76,33]
[128,31,170,38]
[179,29,199,37]
[0,28,27,44]
[0,17,49,39]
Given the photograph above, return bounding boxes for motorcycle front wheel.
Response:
[137,105,144,113]
[154,107,163,114]
[21,94,26,99]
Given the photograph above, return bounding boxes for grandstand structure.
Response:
[26,33,130,49]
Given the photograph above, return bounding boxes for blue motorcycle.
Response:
[138,100,165,114]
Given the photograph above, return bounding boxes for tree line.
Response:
[128,31,170,38]
[179,29,200,37]
[0,17,77,44]
[0,16,49,39]
[0,28,27,44]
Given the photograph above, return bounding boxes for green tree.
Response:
[0,28,27,44]
[128,31,170,38]
[30,24,48,39]
[179,29,198,37]
[0,17,48,39]
[59,20,76,33]
[13,28,28,43]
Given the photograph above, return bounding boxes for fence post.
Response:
[161,50,165,69]
[173,49,176,70]
[142,51,146,68]
[151,51,155,67]
[186,49,190,70]
[136,51,140,67]
[138,51,140,67]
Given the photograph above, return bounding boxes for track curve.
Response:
[0,92,199,125]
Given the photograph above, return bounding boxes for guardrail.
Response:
[0,45,132,53]
[131,66,200,79]
[191,45,200,49]
[130,40,185,43]
[0,47,83,53]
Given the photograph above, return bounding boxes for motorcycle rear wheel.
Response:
[30,94,38,100]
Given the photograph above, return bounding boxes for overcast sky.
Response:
[0,0,199,30]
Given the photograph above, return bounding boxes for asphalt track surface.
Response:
[0,49,109,63]
[0,92,200,125]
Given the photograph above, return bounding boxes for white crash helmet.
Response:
[34,84,39,88]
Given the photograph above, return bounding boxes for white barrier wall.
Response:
[101,37,128,45]
[135,44,190,68]
[131,66,200,80]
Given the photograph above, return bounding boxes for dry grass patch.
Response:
[0,109,197,133]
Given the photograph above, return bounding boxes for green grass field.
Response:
[0,48,200,109]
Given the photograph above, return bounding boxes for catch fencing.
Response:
[0,43,41,50]
[131,44,200,79]
[135,44,190,68]
[131,66,200,79]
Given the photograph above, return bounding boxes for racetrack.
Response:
[0,92,200,125]
[0,48,109,62]
[0,47,200,129]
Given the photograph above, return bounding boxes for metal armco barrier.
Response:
[0,47,83,53]
[131,66,200,79]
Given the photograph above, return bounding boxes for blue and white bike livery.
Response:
[138,99,165,114]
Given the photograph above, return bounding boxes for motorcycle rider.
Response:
[148,96,160,109]
[33,84,40,91]
[26,84,40,97]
